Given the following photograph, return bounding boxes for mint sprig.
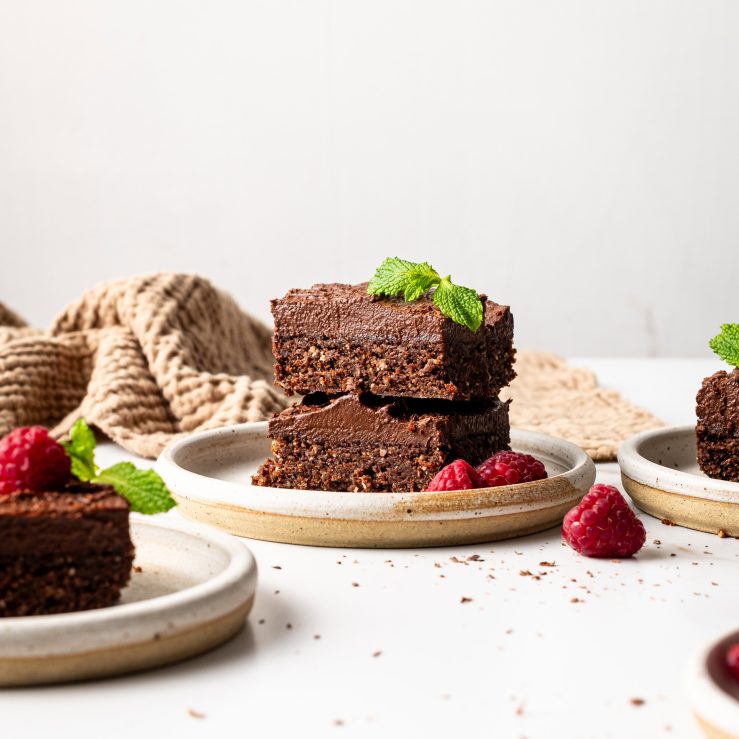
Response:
[710,324,739,367]
[367,257,484,332]
[63,419,176,514]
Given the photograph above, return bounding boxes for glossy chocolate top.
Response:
[272,282,510,345]
[270,392,508,447]
[0,483,132,556]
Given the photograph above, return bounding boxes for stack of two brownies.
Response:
[253,283,516,492]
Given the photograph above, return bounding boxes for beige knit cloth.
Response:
[0,274,661,461]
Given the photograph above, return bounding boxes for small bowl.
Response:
[686,628,739,738]
[618,426,739,536]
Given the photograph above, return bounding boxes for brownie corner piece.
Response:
[271,282,514,400]
[696,368,739,482]
[0,483,135,617]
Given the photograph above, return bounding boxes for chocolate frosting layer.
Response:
[0,483,132,556]
[272,282,511,345]
[270,393,509,447]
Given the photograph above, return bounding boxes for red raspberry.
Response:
[562,484,646,558]
[476,451,548,487]
[0,426,72,495]
[727,644,739,682]
[426,460,487,492]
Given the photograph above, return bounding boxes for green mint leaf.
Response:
[432,277,484,332]
[367,257,440,301]
[709,323,739,367]
[94,462,176,515]
[62,418,98,481]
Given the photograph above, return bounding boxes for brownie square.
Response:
[271,283,515,400]
[696,368,739,482]
[0,483,135,617]
[252,392,510,492]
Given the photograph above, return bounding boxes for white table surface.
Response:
[2,358,737,739]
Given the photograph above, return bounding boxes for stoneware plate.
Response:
[0,517,257,687]
[156,422,596,548]
[686,627,739,739]
[618,426,739,537]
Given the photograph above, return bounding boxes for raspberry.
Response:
[426,459,487,492]
[562,484,646,558]
[476,451,548,487]
[0,426,72,495]
[727,644,739,682]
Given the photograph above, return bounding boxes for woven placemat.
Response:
[502,351,662,461]
[0,276,661,460]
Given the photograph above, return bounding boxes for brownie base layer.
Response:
[0,551,134,617]
[696,437,739,483]
[252,393,511,492]
[274,337,516,401]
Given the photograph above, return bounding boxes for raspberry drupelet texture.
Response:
[562,484,646,558]
[476,451,548,487]
[426,459,487,492]
[0,426,72,495]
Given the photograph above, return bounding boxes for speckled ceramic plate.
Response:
[156,422,596,548]
[0,517,257,686]
[618,426,739,537]
[686,627,739,739]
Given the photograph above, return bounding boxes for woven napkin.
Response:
[0,275,661,460]
[0,274,286,457]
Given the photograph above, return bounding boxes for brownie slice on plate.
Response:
[252,393,510,492]
[271,283,515,401]
[0,483,134,617]
[696,368,739,482]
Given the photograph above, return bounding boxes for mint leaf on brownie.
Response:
[63,418,176,514]
[710,324,739,367]
[367,257,484,331]
[432,277,484,332]
[62,418,99,481]
[95,462,176,515]
[367,257,440,301]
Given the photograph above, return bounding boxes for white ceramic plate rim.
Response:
[618,425,739,504]
[156,422,595,521]
[685,628,739,737]
[0,516,255,633]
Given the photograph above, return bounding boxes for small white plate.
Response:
[618,426,739,536]
[686,628,739,739]
[0,517,257,686]
[156,422,595,548]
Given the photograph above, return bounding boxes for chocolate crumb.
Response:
[652,539,661,545]
[258,619,265,625]
[314,634,321,640]
[570,597,583,603]
[351,582,360,587]
[630,698,645,707]
[333,719,344,727]
[372,650,382,658]
[661,518,676,526]
[460,596,473,604]
[519,569,533,577]
[133,565,143,574]
[539,561,556,567]
[286,622,293,629]
[272,565,282,570]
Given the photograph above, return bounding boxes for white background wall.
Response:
[0,1,737,356]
